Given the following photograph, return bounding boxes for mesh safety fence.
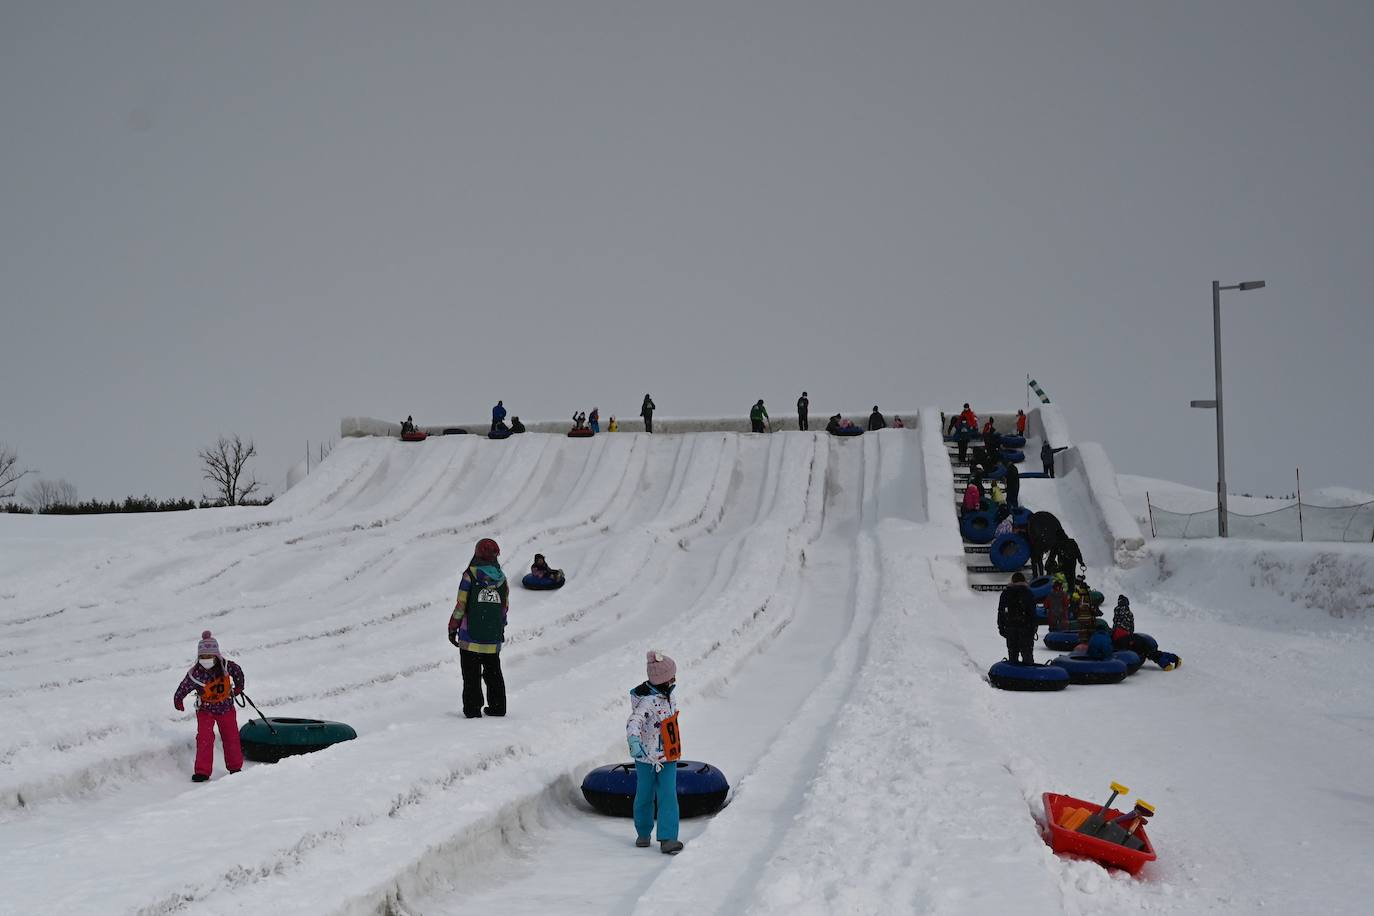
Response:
[1148,500,1374,542]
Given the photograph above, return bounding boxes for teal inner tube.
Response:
[239,717,358,763]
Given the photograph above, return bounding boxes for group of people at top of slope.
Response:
[949,404,1065,479]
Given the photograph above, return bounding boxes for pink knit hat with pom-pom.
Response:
[197,630,221,657]
[646,649,676,685]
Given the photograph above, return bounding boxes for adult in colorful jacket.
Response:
[626,650,684,854]
[449,538,510,718]
[172,630,245,782]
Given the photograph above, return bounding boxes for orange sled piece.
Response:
[1042,792,1157,876]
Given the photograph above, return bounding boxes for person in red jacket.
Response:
[172,630,245,782]
[1015,410,1027,436]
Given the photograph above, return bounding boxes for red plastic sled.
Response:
[1042,792,1157,876]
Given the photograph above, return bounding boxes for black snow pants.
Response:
[460,649,506,717]
[1006,632,1035,665]
[1043,459,1054,478]
[643,413,653,434]
[798,411,808,431]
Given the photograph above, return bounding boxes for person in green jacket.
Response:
[750,399,770,433]
[448,538,510,718]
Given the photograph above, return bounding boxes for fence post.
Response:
[1146,491,1156,538]
[1296,467,1304,542]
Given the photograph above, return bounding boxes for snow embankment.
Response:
[343,412,924,438]
[1057,444,1145,567]
[1027,404,1071,449]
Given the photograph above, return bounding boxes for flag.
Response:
[1028,378,1051,404]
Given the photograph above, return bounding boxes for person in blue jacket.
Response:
[491,400,507,433]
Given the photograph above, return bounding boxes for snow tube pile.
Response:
[488,428,512,440]
[1050,655,1128,685]
[1042,630,1080,652]
[831,427,864,437]
[521,572,565,590]
[988,661,1068,692]
[581,761,730,818]
[568,428,594,438]
[1001,449,1025,463]
[1028,575,1054,600]
[989,533,1030,572]
[959,510,997,544]
[401,430,428,442]
[442,428,468,435]
[1115,650,1143,674]
[1000,435,1026,448]
[239,717,358,763]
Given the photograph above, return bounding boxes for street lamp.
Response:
[1191,280,1266,537]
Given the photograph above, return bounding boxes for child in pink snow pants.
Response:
[172,630,246,782]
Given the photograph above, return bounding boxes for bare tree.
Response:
[1,443,33,500]
[24,478,78,512]
[199,435,261,506]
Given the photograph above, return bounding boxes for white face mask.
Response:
[198,658,216,669]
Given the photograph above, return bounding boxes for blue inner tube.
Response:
[488,428,512,440]
[988,660,1068,692]
[1028,575,1053,599]
[989,533,1030,572]
[522,572,565,590]
[239,717,358,763]
[831,426,864,437]
[1050,655,1128,684]
[1001,449,1025,463]
[581,760,730,818]
[983,463,1007,481]
[1000,435,1026,448]
[1011,506,1032,526]
[959,510,997,544]
[1115,650,1143,674]
[1042,630,1080,652]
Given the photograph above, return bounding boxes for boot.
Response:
[191,774,209,783]
[660,840,684,855]
[635,836,650,848]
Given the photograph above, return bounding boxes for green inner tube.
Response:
[239,717,358,763]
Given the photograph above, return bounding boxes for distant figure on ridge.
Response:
[750,399,769,433]
[641,394,656,434]
[797,391,809,431]
[1015,410,1027,436]
[491,400,507,434]
[868,406,886,431]
[510,417,526,434]
[589,408,601,434]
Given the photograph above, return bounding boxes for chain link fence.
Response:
[1148,498,1374,542]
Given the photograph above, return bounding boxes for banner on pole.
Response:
[1028,378,1052,404]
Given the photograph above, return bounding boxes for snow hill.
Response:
[2,409,1373,915]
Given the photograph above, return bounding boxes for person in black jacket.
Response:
[1003,460,1020,508]
[825,414,842,435]
[641,394,656,434]
[868,406,886,431]
[1041,441,1056,477]
[1048,535,1084,584]
[997,573,1038,665]
[797,392,809,431]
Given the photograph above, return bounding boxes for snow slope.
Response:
[3,427,1373,915]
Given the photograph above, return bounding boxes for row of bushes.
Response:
[2,495,274,515]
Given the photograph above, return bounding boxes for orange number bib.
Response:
[659,712,682,762]
[198,672,234,705]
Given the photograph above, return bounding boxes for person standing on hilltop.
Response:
[491,400,507,434]
[868,406,886,431]
[750,399,770,433]
[797,391,809,430]
[641,394,656,433]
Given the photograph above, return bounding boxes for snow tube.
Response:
[442,428,468,435]
[1001,435,1026,448]
[239,717,358,763]
[989,533,1030,572]
[830,426,863,437]
[1012,506,1032,527]
[1028,575,1054,600]
[959,510,997,544]
[1042,630,1081,652]
[521,572,565,590]
[568,427,594,438]
[1115,650,1143,674]
[1001,449,1025,463]
[401,430,428,442]
[983,463,1007,481]
[1050,655,1128,685]
[580,760,730,818]
[488,428,512,440]
[988,661,1068,692]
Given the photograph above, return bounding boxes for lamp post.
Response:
[1191,280,1266,537]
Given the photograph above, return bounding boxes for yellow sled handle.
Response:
[1133,799,1155,815]
[1109,781,1129,796]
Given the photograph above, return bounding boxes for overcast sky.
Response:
[3,1,1372,504]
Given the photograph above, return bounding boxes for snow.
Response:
[3,424,1374,914]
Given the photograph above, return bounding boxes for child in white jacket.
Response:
[626,649,683,854]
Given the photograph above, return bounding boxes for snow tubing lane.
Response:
[1028,575,1054,599]
[989,533,1030,572]
[1001,435,1026,448]
[568,428,594,438]
[960,510,997,544]
[581,761,729,818]
[831,427,864,437]
[988,661,1069,692]
[1115,650,1143,674]
[239,717,358,763]
[1042,631,1080,652]
[521,573,565,590]
[1050,655,1128,685]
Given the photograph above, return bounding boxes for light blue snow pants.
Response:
[633,760,678,841]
